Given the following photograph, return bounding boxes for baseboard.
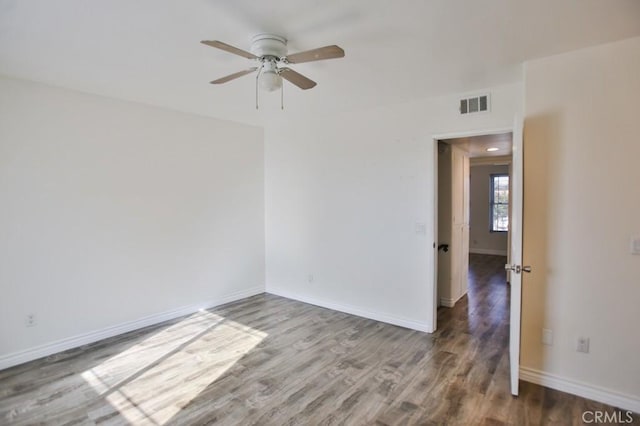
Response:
[439,297,457,308]
[439,291,466,308]
[520,366,640,413]
[267,287,433,333]
[470,248,508,256]
[0,286,265,371]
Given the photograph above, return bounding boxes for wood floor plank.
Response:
[1,254,637,425]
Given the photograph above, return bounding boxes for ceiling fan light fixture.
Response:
[258,60,282,92]
[259,70,282,92]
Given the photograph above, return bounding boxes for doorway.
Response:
[430,122,525,396]
[436,132,513,312]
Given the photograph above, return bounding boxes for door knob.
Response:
[522,266,532,273]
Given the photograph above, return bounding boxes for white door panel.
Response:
[509,115,524,396]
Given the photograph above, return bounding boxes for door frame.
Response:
[429,126,513,332]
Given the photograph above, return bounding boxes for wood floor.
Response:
[0,254,636,425]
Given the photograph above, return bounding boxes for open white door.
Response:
[507,114,526,396]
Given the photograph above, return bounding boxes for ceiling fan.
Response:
[201,34,345,109]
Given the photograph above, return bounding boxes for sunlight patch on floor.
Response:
[81,310,267,425]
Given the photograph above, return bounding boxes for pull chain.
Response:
[255,71,259,110]
[255,63,264,110]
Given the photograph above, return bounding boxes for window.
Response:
[490,174,509,232]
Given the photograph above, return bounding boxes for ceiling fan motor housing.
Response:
[250,34,287,60]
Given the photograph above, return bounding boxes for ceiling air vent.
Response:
[460,94,490,115]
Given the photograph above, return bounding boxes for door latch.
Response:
[505,264,532,274]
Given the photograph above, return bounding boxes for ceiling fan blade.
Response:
[201,40,258,59]
[210,68,258,84]
[279,68,317,90]
[285,45,345,64]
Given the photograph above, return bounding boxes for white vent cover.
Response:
[460,94,490,115]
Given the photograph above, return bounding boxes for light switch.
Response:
[631,235,640,255]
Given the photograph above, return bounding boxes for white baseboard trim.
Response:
[439,291,466,308]
[470,248,508,256]
[439,297,457,308]
[267,287,433,333]
[0,286,265,371]
[520,366,640,413]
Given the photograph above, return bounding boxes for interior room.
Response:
[1,1,639,424]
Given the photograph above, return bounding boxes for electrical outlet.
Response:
[25,314,37,327]
[542,328,553,346]
[577,336,590,353]
[308,274,314,283]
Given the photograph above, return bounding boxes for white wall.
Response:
[469,164,509,255]
[522,36,640,405]
[0,77,265,364]
[265,83,522,332]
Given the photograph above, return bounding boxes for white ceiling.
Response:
[445,133,512,158]
[1,0,639,125]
